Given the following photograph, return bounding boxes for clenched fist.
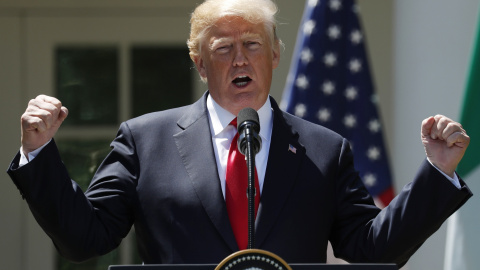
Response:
[21,95,68,156]
[421,115,470,178]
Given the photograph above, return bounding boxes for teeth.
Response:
[233,75,250,86]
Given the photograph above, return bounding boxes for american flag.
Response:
[281,0,394,208]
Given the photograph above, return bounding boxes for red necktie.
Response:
[225,118,260,250]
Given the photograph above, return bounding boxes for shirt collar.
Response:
[207,94,273,142]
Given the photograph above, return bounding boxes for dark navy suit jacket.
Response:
[7,92,472,266]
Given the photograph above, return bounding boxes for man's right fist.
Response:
[21,95,68,156]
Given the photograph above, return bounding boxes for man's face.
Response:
[194,16,280,116]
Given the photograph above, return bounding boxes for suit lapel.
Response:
[172,94,305,250]
[255,98,306,248]
[173,92,238,252]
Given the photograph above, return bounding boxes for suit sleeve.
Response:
[329,138,472,267]
[6,122,139,262]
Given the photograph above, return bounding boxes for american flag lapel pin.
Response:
[288,144,297,154]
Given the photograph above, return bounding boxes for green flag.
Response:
[444,6,480,270]
[457,43,480,177]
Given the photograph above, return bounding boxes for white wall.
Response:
[0,15,26,270]
[392,1,479,270]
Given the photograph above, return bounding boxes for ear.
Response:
[272,42,281,69]
[193,55,208,81]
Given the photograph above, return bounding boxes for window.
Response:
[56,47,119,126]
[131,46,192,117]
[55,45,194,269]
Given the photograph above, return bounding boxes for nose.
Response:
[233,45,248,67]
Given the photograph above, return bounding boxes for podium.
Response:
[108,264,398,270]
[109,249,397,270]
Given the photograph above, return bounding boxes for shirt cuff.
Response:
[427,158,461,189]
[19,140,51,167]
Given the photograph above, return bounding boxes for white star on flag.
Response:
[329,0,342,11]
[317,108,331,122]
[323,52,337,67]
[322,81,335,95]
[303,20,316,35]
[368,119,381,133]
[295,103,307,117]
[344,86,358,101]
[301,48,314,64]
[327,25,341,40]
[343,114,357,128]
[296,74,309,89]
[350,29,363,44]
[363,173,377,187]
[348,58,362,73]
[367,146,381,160]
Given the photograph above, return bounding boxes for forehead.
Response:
[208,16,267,40]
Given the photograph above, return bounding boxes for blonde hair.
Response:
[187,0,281,61]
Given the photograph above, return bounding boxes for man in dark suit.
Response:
[7,0,472,267]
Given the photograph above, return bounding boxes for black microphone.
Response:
[237,107,262,155]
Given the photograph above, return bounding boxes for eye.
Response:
[215,45,231,54]
[246,41,262,49]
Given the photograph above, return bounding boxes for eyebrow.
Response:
[240,32,263,42]
[209,37,234,51]
[209,32,265,51]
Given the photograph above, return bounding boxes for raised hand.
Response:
[421,115,470,178]
[21,95,68,156]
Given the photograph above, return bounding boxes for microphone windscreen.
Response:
[237,107,260,132]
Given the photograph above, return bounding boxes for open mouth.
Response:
[232,75,252,87]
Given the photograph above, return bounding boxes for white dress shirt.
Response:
[206,94,273,199]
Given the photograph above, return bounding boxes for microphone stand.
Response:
[245,137,256,249]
